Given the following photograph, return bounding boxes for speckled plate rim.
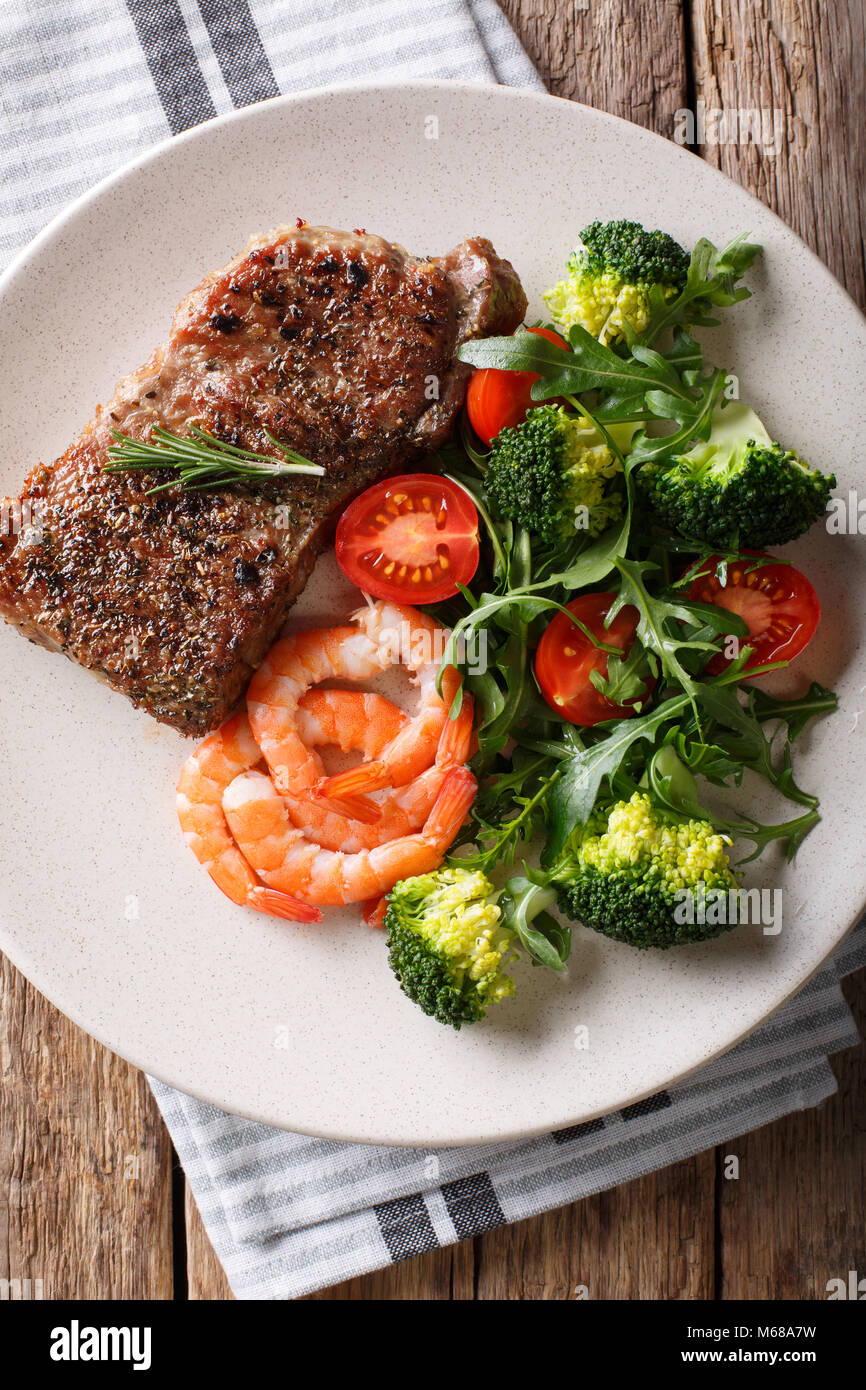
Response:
[0,79,864,1147]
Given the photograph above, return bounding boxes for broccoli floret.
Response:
[485,404,628,541]
[544,219,690,345]
[579,220,692,284]
[637,400,835,547]
[555,792,739,949]
[385,867,516,1028]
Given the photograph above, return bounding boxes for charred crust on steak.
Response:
[210,310,243,334]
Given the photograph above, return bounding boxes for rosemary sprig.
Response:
[105,424,325,494]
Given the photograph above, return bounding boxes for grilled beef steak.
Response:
[0,225,526,735]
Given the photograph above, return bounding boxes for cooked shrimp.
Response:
[245,600,459,800]
[246,623,385,796]
[346,696,476,918]
[295,688,408,761]
[285,692,475,852]
[284,687,408,850]
[176,713,321,923]
[292,687,410,825]
[223,765,477,906]
[318,599,462,798]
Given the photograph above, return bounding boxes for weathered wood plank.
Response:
[690,0,866,306]
[307,1240,475,1300]
[717,972,866,1298]
[185,1184,234,1300]
[500,0,689,128]
[0,956,174,1299]
[474,1152,716,1300]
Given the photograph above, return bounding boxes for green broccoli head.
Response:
[555,791,739,949]
[637,400,835,548]
[544,219,690,345]
[385,867,516,1028]
[485,404,628,541]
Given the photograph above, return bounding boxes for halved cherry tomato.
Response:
[686,553,821,677]
[335,474,479,603]
[534,592,655,726]
[466,326,568,445]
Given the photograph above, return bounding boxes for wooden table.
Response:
[2,0,864,1301]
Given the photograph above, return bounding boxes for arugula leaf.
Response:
[608,556,741,693]
[524,511,629,594]
[647,743,820,863]
[456,767,561,873]
[434,473,636,752]
[667,731,744,787]
[589,640,657,709]
[529,910,572,967]
[648,743,708,820]
[444,470,509,584]
[694,682,820,808]
[458,325,695,408]
[731,807,821,864]
[749,682,838,740]
[627,366,728,463]
[464,668,506,746]
[637,233,762,344]
[498,876,569,971]
[545,693,691,858]
[661,326,706,376]
[590,328,702,424]
[460,322,729,469]
[474,630,534,760]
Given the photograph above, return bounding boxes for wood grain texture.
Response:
[474,1152,716,1300]
[690,0,866,306]
[500,0,689,128]
[718,973,866,1299]
[0,957,173,1299]
[308,1239,476,1300]
[185,1185,234,1300]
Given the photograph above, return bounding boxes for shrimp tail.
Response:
[361,895,388,929]
[317,760,391,799]
[319,790,383,824]
[435,695,475,768]
[320,702,477,811]
[248,886,323,924]
[422,765,477,843]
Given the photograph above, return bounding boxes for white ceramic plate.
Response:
[1,81,865,1147]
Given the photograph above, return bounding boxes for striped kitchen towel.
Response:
[0,0,541,262]
[2,0,863,1301]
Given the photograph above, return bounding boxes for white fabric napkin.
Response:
[2,0,862,1301]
